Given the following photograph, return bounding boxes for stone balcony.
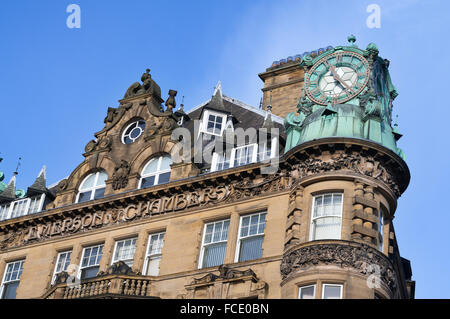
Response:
[42,261,157,299]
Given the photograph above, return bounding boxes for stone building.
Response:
[0,36,414,299]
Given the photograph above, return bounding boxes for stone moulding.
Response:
[0,172,291,250]
[189,265,257,286]
[280,241,399,294]
[283,137,410,198]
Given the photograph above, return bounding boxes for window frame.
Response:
[211,143,259,172]
[201,110,226,136]
[0,203,12,221]
[379,207,386,251]
[79,244,104,280]
[234,211,267,263]
[309,193,343,241]
[76,171,107,203]
[0,260,25,299]
[298,284,316,299]
[121,119,146,144]
[142,232,165,276]
[0,194,45,221]
[321,283,343,299]
[198,219,230,269]
[52,250,72,284]
[138,155,172,189]
[111,237,138,267]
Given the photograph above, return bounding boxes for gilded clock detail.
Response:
[305,51,370,105]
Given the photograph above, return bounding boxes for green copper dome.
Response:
[284,37,405,160]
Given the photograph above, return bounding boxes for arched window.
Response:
[139,155,172,189]
[76,171,108,203]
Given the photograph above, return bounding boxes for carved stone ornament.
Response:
[84,140,97,153]
[292,152,401,196]
[53,271,70,286]
[190,265,257,285]
[124,69,160,99]
[280,242,398,293]
[57,179,68,192]
[224,172,289,203]
[112,159,131,190]
[97,260,140,277]
[97,136,112,150]
[101,104,133,133]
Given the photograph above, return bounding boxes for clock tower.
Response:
[273,36,414,298]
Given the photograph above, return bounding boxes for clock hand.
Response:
[329,65,356,94]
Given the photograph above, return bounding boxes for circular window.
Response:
[122,120,146,144]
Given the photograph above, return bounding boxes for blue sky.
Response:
[0,0,449,298]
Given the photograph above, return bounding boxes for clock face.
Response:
[304,51,370,105]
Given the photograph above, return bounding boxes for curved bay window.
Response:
[139,155,172,189]
[76,171,108,203]
[310,193,343,241]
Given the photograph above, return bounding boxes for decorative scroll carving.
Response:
[218,265,256,280]
[84,140,97,153]
[112,160,131,190]
[102,104,132,133]
[280,243,398,293]
[187,265,266,299]
[292,152,401,196]
[191,265,257,285]
[225,173,290,203]
[124,69,160,99]
[97,261,140,277]
[57,179,68,192]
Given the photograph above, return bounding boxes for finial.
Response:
[393,114,399,130]
[180,95,185,112]
[267,90,273,113]
[14,157,22,176]
[213,81,223,97]
[347,34,356,46]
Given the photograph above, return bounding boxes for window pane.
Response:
[146,256,162,276]
[239,235,264,262]
[78,191,92,203]
[313,217,341,240]
[148,233,165,255]
[96,171,108,186]
[80,174,96,190]
[2,282,19,299]
[299,286,315,299]
[114,239,137,264]
[323,285,342,299]
[157,172,171,185]
[81,266,99,280]
[93,188,105,200]
[141,176,155,189]
[159,156,173,171]
[202,242,227,268]
[143,159,159,175]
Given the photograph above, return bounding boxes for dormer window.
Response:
[76,171,107,203]
[233,144,257,167]
[0,194,46,221]
[201,110,226,136]
[211,136,279,172]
